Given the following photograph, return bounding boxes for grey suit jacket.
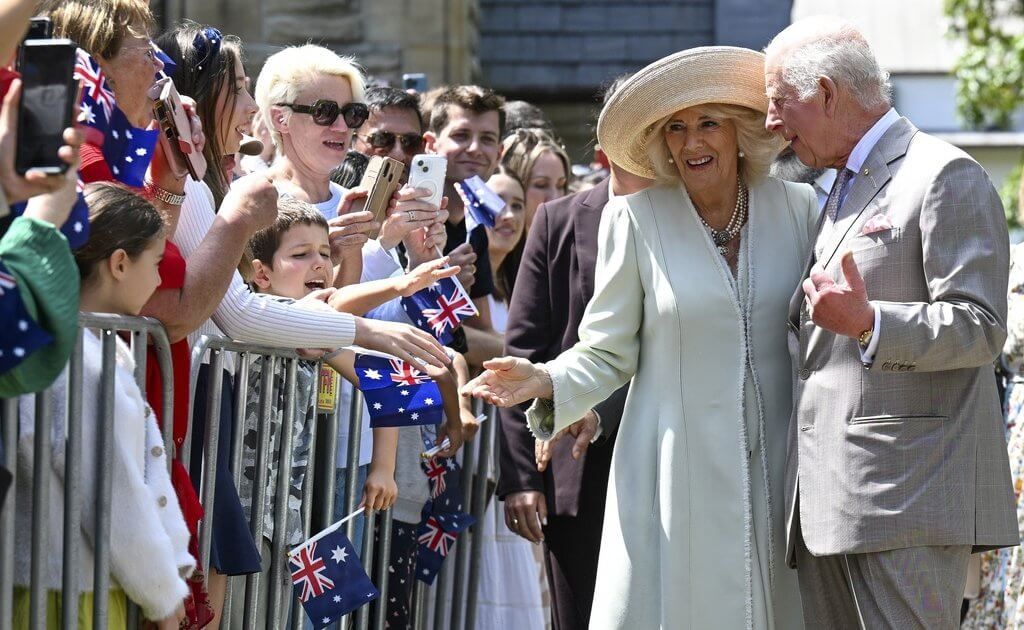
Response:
[785,117,1018,564]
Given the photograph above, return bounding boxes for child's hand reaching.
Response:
[434,415,464,459]
[361,469,398,512]
[396,257,461,297]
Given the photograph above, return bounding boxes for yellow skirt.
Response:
[12,587,126,630]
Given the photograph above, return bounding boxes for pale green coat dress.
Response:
[528,178,817,628]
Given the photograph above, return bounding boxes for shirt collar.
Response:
[845,108,900,175]
[815,168,836,196]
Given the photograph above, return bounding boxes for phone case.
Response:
[407,155,447,209]
[354,155,404,223]
[154,80,207,181]
[14,39,76,175]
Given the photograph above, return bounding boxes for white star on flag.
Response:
[112,165,119,175]
[80,103,96,124]
[18,320,27,332]
[323,618,331,624]
[125,156,132,163]
[400,389,409,396]
[135,147,147,156]
[411,413,419,420]
[333,595,342,602]
[398,407,404,413]
[364,369,382,380]
[13,347,25,357]
[424,398,434,406]
[331,545,348,563]
[373,402,382,410]
[73,222,83,233]
[111,129,119,139]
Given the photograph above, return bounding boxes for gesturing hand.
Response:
[460,357,552,408]
[802,250,874,338]
[536,410,599,472]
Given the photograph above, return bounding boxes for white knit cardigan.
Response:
[16,330,194,621]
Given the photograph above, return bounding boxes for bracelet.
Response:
[144,180,186,206]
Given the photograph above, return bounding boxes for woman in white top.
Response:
[465,47,818,629]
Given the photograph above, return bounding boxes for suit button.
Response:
[800,426,811,432]
[151,446,163,458]
[799,368,810,380]
[157,495,168,508]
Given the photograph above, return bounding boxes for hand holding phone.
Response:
[407,154,447,209]
[352,155,404,223]
[153,80,207,181]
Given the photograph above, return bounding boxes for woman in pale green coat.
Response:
[464,47,817,629]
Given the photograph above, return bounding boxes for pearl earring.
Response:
[738,150,745,158]
[668,157,674,164]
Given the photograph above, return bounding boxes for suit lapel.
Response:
[572,179,610,301]
[818,118,917,271]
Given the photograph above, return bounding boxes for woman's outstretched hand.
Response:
[460,356,553,407]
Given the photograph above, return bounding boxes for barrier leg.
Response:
[243,356,277,629]
[0,398,17,624]
[448,402,479,630]
[372,507,394,630]
[127,330,148,629]
[354,509,377,630]
[268,359,299,629]
[92,330,117,628]
[198,349,225,582]
[411,576,426,630]
[222,352,251,629]
[463,405,497,630]
[61,333,84,629]
[343,389,364,542]
[29,391,51,629]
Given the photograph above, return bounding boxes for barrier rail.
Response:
[1,319,511,630]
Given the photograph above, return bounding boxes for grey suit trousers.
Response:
[795,518,971,629]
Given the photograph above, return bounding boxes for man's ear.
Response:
[107,249,129,281]
[251,259,273,292]
[422,131,438,154]
[819,76,839,118]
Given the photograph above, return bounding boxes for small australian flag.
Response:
[400,276,477,345]
[354,353,444,428]
[290,525,379,629]
[0,260,54,375]
[414,508,475,585]
[455,175,505,241]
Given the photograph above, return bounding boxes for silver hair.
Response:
[781,31,892,110]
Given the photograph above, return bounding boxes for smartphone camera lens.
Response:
[417,160,423,166]
[422,166,428,172]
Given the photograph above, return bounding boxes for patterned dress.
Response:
[963,243,1024,628]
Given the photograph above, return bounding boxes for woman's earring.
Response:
[738,150,745,158]
[668,157,674,164]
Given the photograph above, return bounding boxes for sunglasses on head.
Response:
[359,130,424,155]
[275,99,369,128]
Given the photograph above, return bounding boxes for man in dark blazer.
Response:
[497,158,650,629]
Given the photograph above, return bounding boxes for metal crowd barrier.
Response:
[0,318,509,630]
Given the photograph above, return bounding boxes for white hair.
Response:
[773,21,891,110]
[254,44,366,150]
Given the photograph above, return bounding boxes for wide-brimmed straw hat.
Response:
[597,46,770,179]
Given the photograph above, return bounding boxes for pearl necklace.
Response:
[698,178,748,257]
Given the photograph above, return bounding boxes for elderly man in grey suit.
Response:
[765,17,1018,628]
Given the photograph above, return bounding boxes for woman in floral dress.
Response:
[963,240,1024,628]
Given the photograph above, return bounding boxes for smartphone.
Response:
[153,80,207,181]
[14,39,77,175]
[407,154,447,209]
[354,155,404,223]
[402,73,428,93]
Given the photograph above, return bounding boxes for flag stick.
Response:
[288,506,366,557]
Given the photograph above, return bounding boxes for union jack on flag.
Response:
[74,48,115,128]
[389,359,430,386]
[290,541,335,602]
[418,516,457,556]
[424,457,447,498]
[401,276,477,345]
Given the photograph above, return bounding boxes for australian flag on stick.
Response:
[74,48,159,188]
[289,522,379,629]
[354,353,444,428]
[400,276,477,345]
[454,175,504,242]
[414,509,475,585]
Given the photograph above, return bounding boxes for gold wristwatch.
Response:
[858,326,874,348]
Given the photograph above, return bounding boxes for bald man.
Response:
[765,17,1017,628]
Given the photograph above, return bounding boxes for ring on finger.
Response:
[511,517,519,526]
[407,210,414,220]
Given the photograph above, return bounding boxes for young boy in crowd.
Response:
[239,198,467,617]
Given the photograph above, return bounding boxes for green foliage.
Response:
[1000,158,1023,229]
[945,0,1024,130]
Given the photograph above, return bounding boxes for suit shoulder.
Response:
[907,130,985,173]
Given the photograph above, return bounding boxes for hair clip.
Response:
[192,26,222,72]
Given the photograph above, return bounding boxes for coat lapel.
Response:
[572,180,610,302]
[818,118,917,271]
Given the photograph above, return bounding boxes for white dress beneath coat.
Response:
[527,178,817,628]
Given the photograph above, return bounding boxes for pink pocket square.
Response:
[861,214,893,235]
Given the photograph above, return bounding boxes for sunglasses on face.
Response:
[358,130,424,155]
[275,99,369,128]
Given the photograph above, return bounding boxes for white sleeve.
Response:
[361,239,403,282]
[174,178,216,260]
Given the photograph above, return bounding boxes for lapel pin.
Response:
[862,168,870,175]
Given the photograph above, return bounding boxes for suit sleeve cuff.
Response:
[859,303,881,365]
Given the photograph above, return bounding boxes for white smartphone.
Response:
[407,154,447,209]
